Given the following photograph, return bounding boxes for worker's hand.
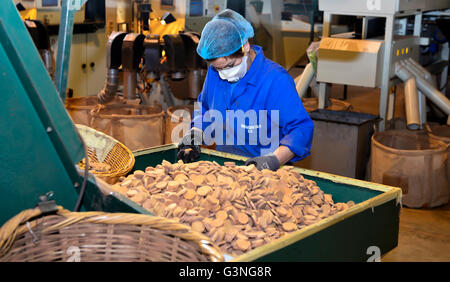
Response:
[244,154,280,171]
[177,128,202,163]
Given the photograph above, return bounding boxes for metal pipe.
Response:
[395,62,421,129]
[406,58,447,121]
[401,60,450,115]
[415,75,450,115]
[97,68,119,104]
[123,70,137,100]
[400,60,427,124]
[295,62,315,99]
[404,77,420,130]
[407,58,432,81]
[418,86,427,125]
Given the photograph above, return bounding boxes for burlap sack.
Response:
[164,105,194,144]
[90,104,164,152]
[371,129,449,208]
[65,96,99,126]
[302,97,352,112]
[426,123,450,184]
[65,96,140,126]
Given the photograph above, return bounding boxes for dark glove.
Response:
[244,154,280,171]
[177,128,202,163]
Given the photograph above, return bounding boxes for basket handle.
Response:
[198,240,225,262]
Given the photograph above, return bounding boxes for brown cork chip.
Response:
[155,181,168,190]
[184,189,196,200]
[282,222,298,232]
[191,174,205,186]
[119,160,353,256]
[197,186,212,196]
[126,189,138,197]
[206,174,217,184]
[237,212,249,225]
[167,181,180,191]
[276,206,288,217]
[216,210,228,221]
[211,218,224,228]
[192,221,205,233]
[133,170,145,179]
[312,194,323,205]
[235,238,251,251]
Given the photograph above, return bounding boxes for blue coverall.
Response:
[192,45,314,162]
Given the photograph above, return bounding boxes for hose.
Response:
[97,69,119,104]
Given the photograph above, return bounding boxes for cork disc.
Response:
[197,186,212,196]
[191,174,205,186]
[236,238,251,251]
[192,221,205,233]
[237,212,249,225]
[155,181,168,189]
[184,189,196,200]
[216,210,228,221]
[282,222,297,232]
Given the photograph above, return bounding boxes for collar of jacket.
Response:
[243,45,264,87]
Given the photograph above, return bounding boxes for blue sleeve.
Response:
[266,72,314,162]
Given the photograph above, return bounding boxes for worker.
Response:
[177,9,314,171]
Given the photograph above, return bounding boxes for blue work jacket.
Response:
[192,45,313,162]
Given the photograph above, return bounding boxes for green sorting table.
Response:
[81,144,402,262]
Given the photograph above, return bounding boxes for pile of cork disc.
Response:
[112,160,355,257]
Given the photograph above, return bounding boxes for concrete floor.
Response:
[311,81,450,262]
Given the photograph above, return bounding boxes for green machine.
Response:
[0,0,147,226]
[0,0,86,224]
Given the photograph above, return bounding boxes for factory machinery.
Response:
[97,0,209,107]
[96,30,206,107]
[295,0,450,131]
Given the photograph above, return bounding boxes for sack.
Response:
[65,96,99,126]
[426,123,450,184]
[91,104,165,151]
[371,129,449,208]
[164,105,194,144]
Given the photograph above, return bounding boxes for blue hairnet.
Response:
[197,9,254,60]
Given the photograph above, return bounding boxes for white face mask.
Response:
[218,55,248,83]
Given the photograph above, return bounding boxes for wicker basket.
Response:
[0,206,224,262]
[76,124,135,184]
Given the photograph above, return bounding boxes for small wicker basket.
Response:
[76,124,135,184]
[0,207,224,262]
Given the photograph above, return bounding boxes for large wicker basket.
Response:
[76,124,135,184]
[0,206,224,262]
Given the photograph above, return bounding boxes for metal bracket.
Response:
[37,191,58,215]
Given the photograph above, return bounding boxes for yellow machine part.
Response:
[19,8,37,21]
[144,19,185,37]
